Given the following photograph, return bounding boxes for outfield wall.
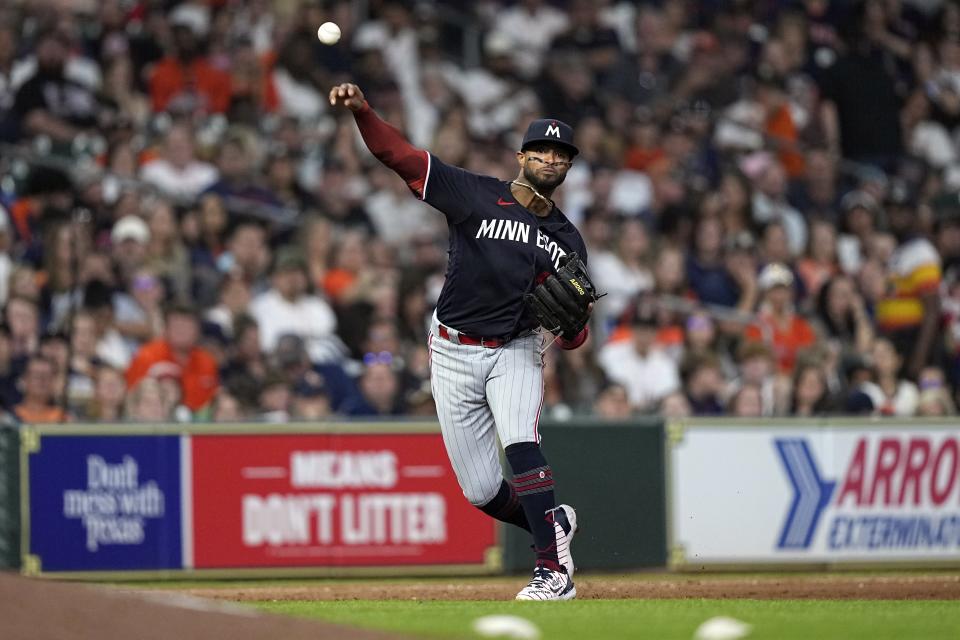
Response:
[667,418,960,570]
[2,418,959,578]
[8,422,498,579]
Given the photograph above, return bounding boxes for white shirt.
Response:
[97,328,133,371]
[492,5,570,78]
[249,289,337,363]
[590,251,653,334]
[752,192,808,256]
[364,188,443,245]
[859,380,920,417]
[272,68,326,121]
[598,340,680,410]
[140,159,218,200]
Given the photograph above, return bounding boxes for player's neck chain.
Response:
[511,181,554,215]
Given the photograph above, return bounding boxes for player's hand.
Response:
[329,83,365,111]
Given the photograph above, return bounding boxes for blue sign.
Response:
[29,435,182,571]
[775,438,836,550]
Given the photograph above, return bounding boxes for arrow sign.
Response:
[775,439,836,549]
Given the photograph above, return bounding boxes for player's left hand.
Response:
[525,253,599,340]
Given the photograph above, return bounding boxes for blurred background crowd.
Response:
[0,0,958,424]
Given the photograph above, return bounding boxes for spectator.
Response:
[593,383,632,419]
[6,296,40,360]
[139,124,219,200]
[124,378,174,422]
[591,218,654,333]
[682,352,725,416]
[204,274,252,338]
[270,333,360,414]
[0,210,14,307]
[490,0,569,80]
[345,361,405,416]
[730,384,764,417]
[65,311,100,412]
[111,215,151,286]
[875,190,942,378]
[13,28,100,144]
[745,263,817,374]
[291,377,332,420]
[659,391,692,419]
[686,217,740,307]
[221,220,270,288]
[113,267,165,350]
[221,313,266,385]
[796,219,840,299]
[790,362,831,417]
[836,190,882,275]
[257,370,291,422]
[750,159,808,256]
[15,356,66,423]
[0,325,20,411]
[917,388,955,416]
[205,129,282,210]
[817,3,904,165]
[599,298,680,411]
[84,364,126,422]
[814,275,875,356]
[859,337,920,416]
[149,5,231,114]
[731,341,779,417]
[249,248,337,363]
[145,198,192,304]
[126,304,220,412]
[209,389,245,422]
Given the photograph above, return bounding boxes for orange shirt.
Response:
[876,238,941,332]
[766,104,804,178]
[15,404,67,424]
[126,339,220,411]
[322,268,357,302]
[745,312,816,373]
[149,57,232,113]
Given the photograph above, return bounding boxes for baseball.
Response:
[472,615,541,640]
[317,21,341,45]
[693,616,753,640]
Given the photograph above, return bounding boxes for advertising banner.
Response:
[670,423,960,565]
[26,434,182,572]
[191,433,495,568]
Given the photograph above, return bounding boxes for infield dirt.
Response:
[0,571,406,640]
[175,572,960,601]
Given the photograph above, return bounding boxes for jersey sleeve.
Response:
[422,153,477,225]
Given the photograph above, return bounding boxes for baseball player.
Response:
[330,83,598,601]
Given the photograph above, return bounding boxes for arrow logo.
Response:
[775,439,836,550]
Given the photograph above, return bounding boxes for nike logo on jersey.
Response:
[497,198,515,206]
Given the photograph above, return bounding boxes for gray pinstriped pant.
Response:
[429,312,546,506]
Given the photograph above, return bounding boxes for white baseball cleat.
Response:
[551,504,578,577]
[515,565,576,601]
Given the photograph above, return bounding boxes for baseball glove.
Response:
[525,253,599,339]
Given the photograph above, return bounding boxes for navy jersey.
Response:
[422,154,588,338]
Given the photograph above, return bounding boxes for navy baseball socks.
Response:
[505,442,563,573]
[478,479,531,532]
[507,443,577,601]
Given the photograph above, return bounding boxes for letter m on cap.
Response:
[546,124,561,138]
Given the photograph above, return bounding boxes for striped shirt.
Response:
[876,238,941,331]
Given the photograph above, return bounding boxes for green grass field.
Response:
[256,599,960,639]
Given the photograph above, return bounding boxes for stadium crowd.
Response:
[0,0,958,424]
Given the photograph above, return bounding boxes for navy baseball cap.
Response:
[521,119,579,157]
